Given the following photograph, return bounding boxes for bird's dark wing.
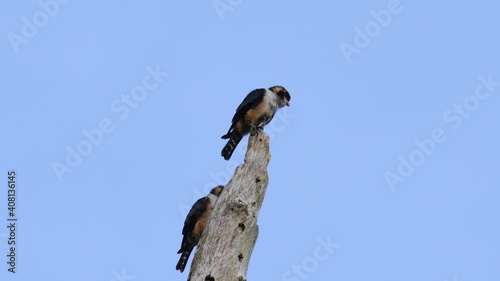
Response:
[232,88,266,123]
[221,88,266,139]
[182,197,209,236]
[177,197,209,254]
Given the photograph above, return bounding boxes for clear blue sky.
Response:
[1,1,499,280]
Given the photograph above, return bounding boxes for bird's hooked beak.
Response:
[286,100,290,106]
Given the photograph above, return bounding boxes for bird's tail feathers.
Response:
[221,133,243,160]
[176,249,193,273]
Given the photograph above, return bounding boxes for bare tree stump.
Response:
[188,131,271,281]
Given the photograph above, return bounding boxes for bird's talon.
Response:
[250,125,258,136]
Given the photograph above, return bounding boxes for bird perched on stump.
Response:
[176,185,224,273]
[221,85,291,160]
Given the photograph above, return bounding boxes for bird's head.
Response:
[210,185,224,197]
[269,85,291,107]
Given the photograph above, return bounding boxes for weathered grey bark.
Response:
[187,131,271,281]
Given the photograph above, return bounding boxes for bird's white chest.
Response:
[262,90,279,114]
[207,193,218,204]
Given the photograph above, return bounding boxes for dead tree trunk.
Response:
[188,131,271,281]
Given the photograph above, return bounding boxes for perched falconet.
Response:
[176,186,224,273]
[221,85,291,160]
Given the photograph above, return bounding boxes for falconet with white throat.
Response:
[221,86,291,160]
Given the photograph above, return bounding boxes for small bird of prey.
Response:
[221,86,291,160]
[176,186,224,273]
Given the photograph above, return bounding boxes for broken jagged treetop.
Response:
[188,131,271,281]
